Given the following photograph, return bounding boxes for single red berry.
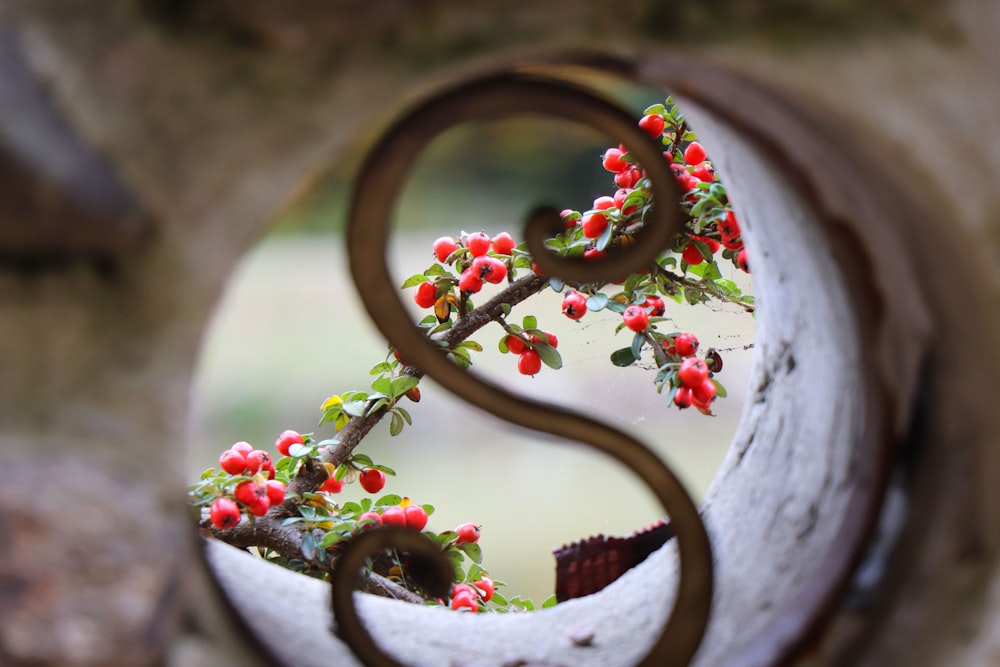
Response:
[455,522,481,544]
[592,195,616,211]
[465,232,491,257]
[320,476,344,494]
[673,386,693,409]
[562,291,588,320]
[404,504,429,531]
[531,330,558,348]
[602,147,627,173]
[358,511,382,529]
[219,449,247,475]
[244,450,271,475]
[433,236,459,263]
[692,378,717,405]
[638,113,666,138]
[720,233,744,251]
[209,497,241,529]
[581,212,608,239]
[491,232,515,255]
[560,209,579,229]
[248,497,270,516]
[737,248,750,273]
[359,468,387,494]
[473,256,507,284]
[505,335,528,355]
[682,243,705,265]
[691,163,715,182]
[684,141,707,165]
[381,506,406,528]
[674,333,699,357]
[263,460,276,480]
[234,479,266,506]
[622,305,650,332]
[274,429,304,457]
[719,210,740,238]
[265,480,286,506]
[643,295,665,317]
[458,268,484,293]
[615,167,641,189]
[414,281,438,308]
[678,358,710,387]
[518,349,542,376]
[472,578,495,602]
[583,248,607,261]
[231,441,253,456]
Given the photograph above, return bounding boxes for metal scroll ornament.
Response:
[332,68,714,666]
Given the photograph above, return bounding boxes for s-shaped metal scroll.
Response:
[332,68,714,667]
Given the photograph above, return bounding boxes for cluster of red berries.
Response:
[209,440,287,529]
[504,330,558,376]
[414,232,516,306]
[379,499,429,531]
[673,357,717,411]
[450,577,495,612]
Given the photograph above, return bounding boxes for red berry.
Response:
[692,378,717,404]
[592,195,616,211]
[673,386,693,409]
[465,232,491,257]
[265,480,286,506]
[560,209,579,229]
[433,236,459,263]
[638,114,666,138]
[359,468,387,494]
[458,269,484,293]
[691,164,715,182]
[234,479,266,506]
[404,504,429,531]
[358,511,382,528]
[209,498,241,529]
[678,358,710,387]
[602,148,627,172]
[622,305,649,332]
[684,141,707,165]
[491,232,515,255]
[231,441,253,456]
[320,476,344,494]
[737,248,750,273]
[674,333,699,357]
[693,235,720,253]
[531,330,558,348]
[248,497,270,516]
[581,212,608,239]
[414,281,438,308]
[719,210,740,238]
[244,450,271,475]
[381,506,406,528]
[473,256,507,284]
[518,349,542,375]
[455,522,481,544]
[643,295,665,317]
[682,243,705,265]
[615,167,641,189]
[451,592,478,612]
[505,335,528,354]
[274,430,304,457]
[562,291,588,320]
[583,248,607,260]
[472,578,495,602]
[219,449,247,475]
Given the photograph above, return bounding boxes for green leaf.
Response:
[287,443,314,458]
[631,331,645,360]
[375,494,402,507]
[396,407,412,425]
[522,315,537,330]
[389,412,403,436]
[605,299,628,314]
[610,347,638,367]
[390,375,419,398]
[420,503,434,516]
[301,532,317,560]
[542,595,559,609]
[342,501,362,515]
[351,453,374,467]
[319,531,343,548]
[334,463,349,481]
[371,377,391,395]
[400,273,427,289]
[595,221,614,252]
[643,103,666,116]
[586,293,609,311]
[712,378,728,398]
[458,340,483,352]
[535,344,563,370]
[459,542,483,564]
[548,278,565,292]
[343,400,368,417]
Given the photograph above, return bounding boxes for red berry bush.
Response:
[189,97,752,612]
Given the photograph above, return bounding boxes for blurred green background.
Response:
[186,87,755,604]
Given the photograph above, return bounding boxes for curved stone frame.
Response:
[200,51,934,667]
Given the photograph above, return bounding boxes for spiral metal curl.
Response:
[333,68,714,667]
